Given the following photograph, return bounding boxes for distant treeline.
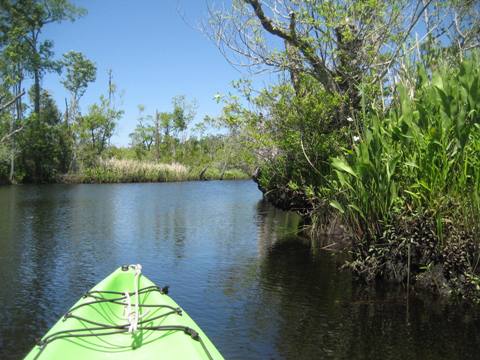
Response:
[0,0,250,184]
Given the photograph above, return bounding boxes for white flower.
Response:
[347,117,354,122]
[353,135,360,142]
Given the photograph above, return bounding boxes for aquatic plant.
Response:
[75,158,249,183]
[330,54,480,299]
[81,158,191,183]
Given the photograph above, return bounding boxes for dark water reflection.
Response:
[0,181,479,359]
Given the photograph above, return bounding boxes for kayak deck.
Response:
[24,266,223,359]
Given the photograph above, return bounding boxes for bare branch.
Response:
[0,125,24,144]
[244,0,337,92]
[373,0,434,84]
[0,90,25,113]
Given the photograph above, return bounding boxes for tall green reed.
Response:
[330,53,480,242]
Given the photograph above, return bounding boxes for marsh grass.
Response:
[329,54,480,298]
[65,158,249,183]
[332,55,480,239]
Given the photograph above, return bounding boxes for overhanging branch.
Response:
[0,126,24,144]
[244,0,337,92]
[0,90,25,113]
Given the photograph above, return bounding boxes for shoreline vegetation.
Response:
[59,158,250,184]
[1,1,480,303]
[248,55,480,302]
[204,3,480,302]
[0,3,253,187]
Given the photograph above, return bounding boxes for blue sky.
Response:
[40,0,272,146]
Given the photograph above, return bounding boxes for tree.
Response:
[1,0,85,181]
[0,8,28,182]
[0,99,15,182]
[3,87,24,182]
[77,95,123,165]
[204,0,480,216]
[17,89,64,182]
[170,95,196,159]
[61,50,96,125]
[60,50,96,171]
[207,0,480,121]
[158,111,171,159]
[171,95,196,137]
[1,0,86,115]
[129,105,155,159]
[130,97,196,161]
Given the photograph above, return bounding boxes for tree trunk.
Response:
[68,96,80,173]
[34,68,40,115]
[9,113,15,183]
[9,81,23,183]
[71,151,78,173]
[335,22,363,120]
[199,166,209,181]
[154,110,160,161]
[108,69,113,104]
[64,98,69,125]
[219,163,227,180]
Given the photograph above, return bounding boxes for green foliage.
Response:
[129,97,196,161]
[81,159,190,183]
[216,74,347,206]
[0,0,86,113]
[77,95,123,166]
[0,143,10,182]
[0,0,87,183]
[210,0,480,126]
[129,106,155,158]
[126,96,251,178]
[0,2,250,185]
[61,50,96,104]
[16,90,66,182]
[171,95,196,135]
[331,54,480,242]
[76,158,249,184]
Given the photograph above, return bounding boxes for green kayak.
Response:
[24,265,224,360]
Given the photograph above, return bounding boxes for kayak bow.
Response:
[24,265,224,360]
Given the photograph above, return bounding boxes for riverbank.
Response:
[252,54,480,303]
[58,158,250,184]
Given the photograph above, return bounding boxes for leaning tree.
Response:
[206,0,480,122]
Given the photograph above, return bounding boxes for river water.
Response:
[0,180,479,359]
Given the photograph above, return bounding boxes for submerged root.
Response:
[345,211,480,302]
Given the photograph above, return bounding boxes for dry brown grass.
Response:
[81,158,191,183]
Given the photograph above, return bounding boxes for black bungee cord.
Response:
[32,286,214,360]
